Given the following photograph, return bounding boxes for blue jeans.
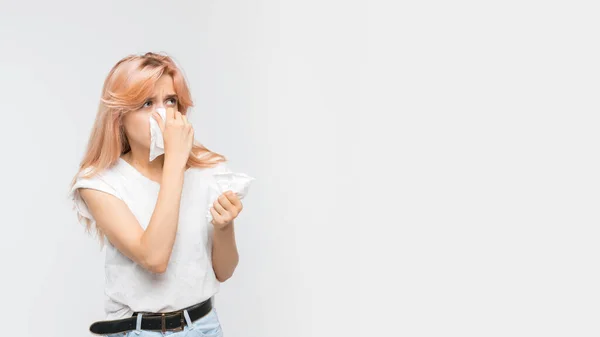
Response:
[105,308,223,337]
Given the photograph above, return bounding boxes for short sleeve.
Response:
[68,169,121,230]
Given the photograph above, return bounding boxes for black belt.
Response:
[89,298,213,335]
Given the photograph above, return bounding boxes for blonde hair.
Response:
[70,52,226,241]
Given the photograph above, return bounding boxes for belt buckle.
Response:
[173,311,184,332]
[160,311,184,333]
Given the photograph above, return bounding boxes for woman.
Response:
[68,52,242,337]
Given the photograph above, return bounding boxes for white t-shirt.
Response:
[69,157,230,320]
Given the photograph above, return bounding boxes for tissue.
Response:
[207,170,255,223]
[149,107,167,161]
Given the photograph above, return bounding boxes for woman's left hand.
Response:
[210,190,243,230]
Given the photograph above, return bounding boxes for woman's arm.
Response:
[210,191,242,282]
[212,222,239,282]
[80,162,185,274]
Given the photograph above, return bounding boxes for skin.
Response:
[79,74,241,281]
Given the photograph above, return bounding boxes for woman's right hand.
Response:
[152,107,194,169]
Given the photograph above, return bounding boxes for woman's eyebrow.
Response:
[145,94,178,101]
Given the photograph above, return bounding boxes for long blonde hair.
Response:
[70,52,226,240]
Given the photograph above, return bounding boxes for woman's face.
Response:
[122,74,178,152]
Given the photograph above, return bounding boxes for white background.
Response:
[0,1,598,336]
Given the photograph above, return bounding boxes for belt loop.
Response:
[161,313,166,333]
[135,313,143,335]
[183,309,194,330]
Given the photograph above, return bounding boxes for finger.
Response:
[181,114,190,126]
[210,207,221,225]
[188,128,195,146]
[222,190,238,204]
[174,109,183,121]
[151,111,165,132]
[218,193,235,211]
[224,191,242,210]
[166,107,175,121]
[213,199,226,215]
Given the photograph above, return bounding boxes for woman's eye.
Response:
[142,100,153,108]
[166,98,177,106]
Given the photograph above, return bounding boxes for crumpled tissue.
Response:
[149,107,167,161]
[207,168,255,224]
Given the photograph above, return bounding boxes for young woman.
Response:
[69,52,242,337]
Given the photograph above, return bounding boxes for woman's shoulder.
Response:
[184,161,232,191]
[211,160,232,173]
[75,162,123,185]
[188,160,231,175]
[70,161,130,203]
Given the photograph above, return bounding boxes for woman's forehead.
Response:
[150,75,176,95]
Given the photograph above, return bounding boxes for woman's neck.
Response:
[122,150,164,176]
